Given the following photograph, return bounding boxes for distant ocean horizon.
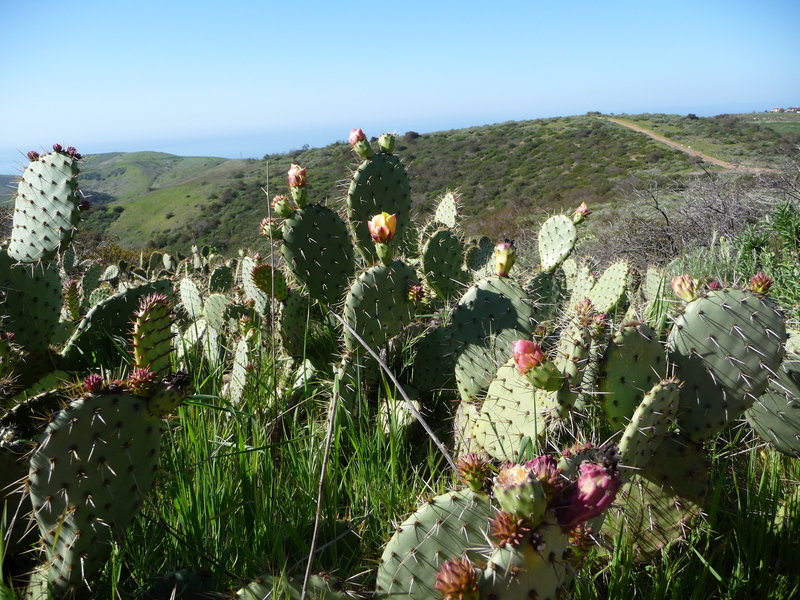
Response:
[0,105,774,176]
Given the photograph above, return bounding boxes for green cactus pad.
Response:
[420,228,466,299]
[241,256,270,315]
[0,249,62,352]
[538,214,577,273]
[61,280,173,370]
[281,204,354,305]
[601,475,702,562]
[203,293,230,333]
[376,488,492,599]
[667,288,786,442]
[524,270,565,323]
[8,151,81,263]
[28,392,162,595]
[464,235,495,273]
[451,276,537,403]
[472,358,560,461]
[343,261,419,352]
[251,263,289,302]
[745,352,800,458]
[208,265,233,293]
[433,190,460,228]
[278,290,310,359]
[618,379,680,470]
[179,278,204,320]
[410,325,456,392]
[567,264,596,310]
[587,260,630,313]
[228,337,253,405]
[236,573,347,599]
[347,153,412,263]
[598,322,667,430]
[640,432,709,504]
[482,512,570,600]
[132,293,174,376]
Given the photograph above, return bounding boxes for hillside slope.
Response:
[66,112,800,253]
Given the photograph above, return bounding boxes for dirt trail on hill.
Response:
[604,117,778,174]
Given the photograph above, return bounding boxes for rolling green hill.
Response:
[21,112,800,254]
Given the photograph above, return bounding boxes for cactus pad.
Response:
[376,488,492,599]
[667,288,786,442]
[420,228,466,299]
[587,260,630,313]
[8,150,81,263]
[281,204,354,305]
[28,392,162,595]
[618,379,679,470]
[343,261,419,352]
[538,215,577,273]
[745,352,800,458]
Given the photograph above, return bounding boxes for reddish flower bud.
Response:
[457,452,491,492]
[749,272,773,295]
[490,511,532,548]
[83,374,105,394]
[287,164,307,188]
[271,194,295,218]
[27,150,40,161]
[52,143,63,152]
[348,128,366,145]
[524,454,564,497]
[707,280,722,291]
[407,283,425,304]
[556,461,620,531]
[433,557,480,600]
[349,128,374,159]
[572,202,591,224]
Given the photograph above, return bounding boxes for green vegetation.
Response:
[68,113,800,255]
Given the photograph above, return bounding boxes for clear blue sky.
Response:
[1,0,798,173]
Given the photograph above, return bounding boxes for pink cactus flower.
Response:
[572,202,592,224]
[707,280,722,291]
[524,454,563,496]
[671,275,697,302]
[349,128,367,146]
[287,164,307,188]
[512,339,544,374]
[556,461,620,530]
[434,556,480,600]
[367,212,397,243]
[83,374,105,394]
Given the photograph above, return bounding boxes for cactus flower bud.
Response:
[349,128,375,159]
[271,194,295,218]
[749,272,773,295]
[287,164,307,188]
[494,464,547,524]
[524,454,564,498]
[367,212,397,244]
[378,133,396,154]
[434,557,480,600]
[259,217,283,240]
[287,164,308,207]
[457,452,491,493]
[82,374,105,394]
[52,143,63,153]
[26,150,40,161]
[66,146,81,159]
[127,367,157,396]
[494,239,516,277]
[407,283,425,304]
[490,511,532,548]
[556,461,620,531]
[512,340,544,374]
[572,202,591,224]
[707,280,722,291]
[671,275,697,302]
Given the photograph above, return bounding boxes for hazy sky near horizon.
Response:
[1,0,798,173]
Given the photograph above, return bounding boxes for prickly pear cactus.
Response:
[745,351,800,458]
[8,148,81,263]
[376,488,492,599]
[598,322,667,430]
[471,358,561,461]
[538,214,577,273]
[450,276,537,403]
[433,190,460,228]
[618,379,679,470]
[420,228,467,299]
[347,152,411,263]
[0,249,62,353]
[281,204,354,305]
[587,260,629,313]
[28,391,163,596]
[667,288,786,442]
[132,293,174,376]
[343,261,419,352]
